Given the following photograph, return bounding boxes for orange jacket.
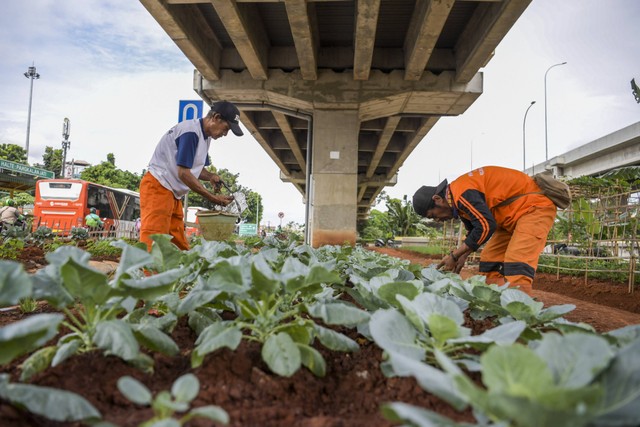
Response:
[447,166,554,250]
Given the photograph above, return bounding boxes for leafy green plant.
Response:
[31,225,53,242]
[0,238,24,260]
[70,226,90,240]
[19,243,187,380]
[115,374,228,426]
[0,374,101,424]
[86,238,123,257]
[18,297,38,313]
[182,249,366,377]
[383,330,640,427]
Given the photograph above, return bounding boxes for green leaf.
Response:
[52,338,83,367]
[60,259,111,305]
[369,309,423,361]
[313,324,359,352]
[386,351,467,410]
[188,309,221,336]
[172,373,200,403]
[382,402,467,426]
[535,333,614,388]
[306,301,370,327]
[0,261,32,306]
[177,289,222,316]
[427,313,463,345]
[377,282,421,307]
[501,289,543,317]
[186,405,229,424]
[192,323,242,368]
[131,324,179,356]
[592,340,640,425]
[297,343,326,377]
[249,261,280,301]
[205,262,249,293]
[94,320,139,361]
[449,320,526,348]
[538,304,576,322]
[0,379,101,422]
[117,376,152,405]
[304,264,343,287]
[111,240,154,282]
[20,346,57,382]
[0,313,63,364]
[278,323,312,345]
[150,234,184,271]
[120,269,187,300]
[262,333,301,377]
[482,344,554,398]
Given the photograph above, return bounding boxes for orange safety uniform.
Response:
[139,173,189,251]
[447,166,557,294]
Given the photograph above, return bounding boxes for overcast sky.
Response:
[1,1,639,226]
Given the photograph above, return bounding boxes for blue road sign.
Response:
[178,100,204,122]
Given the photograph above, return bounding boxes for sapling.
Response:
[116,373,229,426]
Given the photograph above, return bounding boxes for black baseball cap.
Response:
[412,179,448,216]
[211,101,243,136]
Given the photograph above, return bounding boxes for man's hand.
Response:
[210,194,234,206]
[209,174,223,193]
[437,250,470,274]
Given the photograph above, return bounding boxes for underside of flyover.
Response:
[140,0,531,246]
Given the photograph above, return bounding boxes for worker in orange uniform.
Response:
[412,166,557,295]
[139,101,243,251]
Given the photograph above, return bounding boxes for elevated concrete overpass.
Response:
[140,0,532,245]
[525,121,640,178]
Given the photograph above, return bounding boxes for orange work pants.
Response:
[139,173,189,251]
[478,205,556,294]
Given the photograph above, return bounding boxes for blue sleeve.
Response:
[205,154,211,167]
[175,132,199,168]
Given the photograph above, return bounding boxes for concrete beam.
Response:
[285,0,319,80]
[365,116,401,178]
[273,112,307,170]
[353,0,380,81]
[199,69,482,120]
[404,0,455,81]
[211,0,269,80]
[454,0,531,83]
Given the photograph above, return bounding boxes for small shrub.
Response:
[0,238,24,260]
[70,227,90,240]
[86,239,122,257]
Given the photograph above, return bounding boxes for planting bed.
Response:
[1,244,639,426]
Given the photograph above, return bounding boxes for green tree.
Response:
[358,209,390,240]
[12,192,35,207]
[106,153,116,165]
[34,146,63,178]
[80,160,141,191]
[0,144,27,164]
[385,195,425,237]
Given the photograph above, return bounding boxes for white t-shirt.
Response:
[147,118,211,199]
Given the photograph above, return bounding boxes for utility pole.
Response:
[61,118,71,177]
[24,64,41,161]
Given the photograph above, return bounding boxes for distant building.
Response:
[64,159,91,179]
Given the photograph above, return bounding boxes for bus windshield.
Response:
[37,181,83,200]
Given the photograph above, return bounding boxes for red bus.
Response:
[33,179,140,238]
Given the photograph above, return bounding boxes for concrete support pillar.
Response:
[309,109,359,247]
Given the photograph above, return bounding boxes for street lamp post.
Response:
[544,61,567,161]
[522,101,536,171]
[24,64,41,161]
